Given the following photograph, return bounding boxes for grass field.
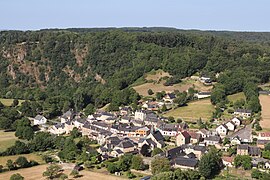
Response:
[0,164,126,180]
[0,153,45,167]
[0,130,17,152]
[0,98,25,106]
[227,92,246,103]
[164,98,215,121]
[259,94,270,129]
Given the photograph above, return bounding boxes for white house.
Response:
[194,92,211,99]
[34,115,47,125]
[135,110,146,121]
[225,121,236,131]
[231,117,241,126]
[163,93,176,103]
[216,124,228,136]
[231,136,241,145]
[234,109,252,118]
[49,124,66,135]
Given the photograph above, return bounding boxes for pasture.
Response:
[164,98,215,121]
[0,98,25,106]
[0,130,17,152]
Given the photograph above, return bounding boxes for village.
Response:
[26,80,270,179]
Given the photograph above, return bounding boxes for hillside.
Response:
[0,28,270,116]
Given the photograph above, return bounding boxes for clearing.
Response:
[132,70,212,96]
[227,92,246,103]
[0,130,17,152]
[164,98,215,121]
[259,94,270,129]
[0,153,44,167]
[0,164,125,180]
[0,98,25,106]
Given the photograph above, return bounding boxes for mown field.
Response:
[132,70,212,96]
[259,94,270,129]
[0,130,17,152]
[0,164,126,180]
[0,153,44,167]
[0,98,25,106]
[164,98,215,121]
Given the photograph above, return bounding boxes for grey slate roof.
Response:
[35,115,45,121]
[204,135,221,142]
[116,140,135,149]
[173,157,198,167]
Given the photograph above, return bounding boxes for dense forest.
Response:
[0,28,270,117]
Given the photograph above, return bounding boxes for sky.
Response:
[1,0,270,31]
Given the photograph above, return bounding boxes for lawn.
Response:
[227,92,246,103]
[0,130,17,152]
[0,153,45,167]
[164,98,215,121]
[0,98,25,106]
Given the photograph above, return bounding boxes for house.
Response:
[231,136,242,145]
[234,109,252,118]
[120,116,131,124]
[231,117,241,126]
[182,145,207,160]
[166,146,185,160]
[156,124,180,137]
[257,140,270,149]
[228,126,252,143]
[237,144,261,157]
[74,118,85,128]
[135,110,147,121]
[172,157,198,170]
[138,130,165,150]
[258,132,270,140]
[188,131,202,144]
[119,107,132,116]
[196,129,210,139]
[176,131,191,146]
[204,135,221,146]
[225,121,236,131]
[259,90,270,95]
[113,139,136,155]
[135,126,150,137]
[33,115,47,125]
[216,124,228,136]
[194,92,211,99]
[163,93,176,103]
[199,76,211,83]
[61,110,75,123]
[64,121,75,134]
[97,111,115,121]
[222,156,234,167]
[49,123,66,135]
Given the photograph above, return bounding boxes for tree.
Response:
[43,164,62,179]
[223,137,230,145]
[10,173,24,180]
[84,103,95,115]
[265,143,270,151]
[151,148,163,157]
[131,155,145,170]
[107,163,119,173]
[0,164,3,172]
[70,127,82,138]
[59,174,68,180]
[161,104,167,112]
[151,157,170,175]
[234,155,252,170]
[11,99,19,107]
[70,169,79,178]
[173,92,187,107]
[140,144,151,157]
[198,148,222,178]
[117,154,133,171]
[148,89,154,95]
[15,156,29,168]
[6,159,16,170]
